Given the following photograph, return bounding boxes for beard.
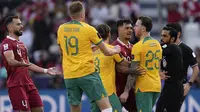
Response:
[14,30,23,36]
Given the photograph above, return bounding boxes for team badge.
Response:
[162,59,167,67]
[3,44,8,50]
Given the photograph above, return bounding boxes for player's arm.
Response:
[116,60,144,75]
[98,42,121,56]
[28,62,61,76]
[89,27,121,56]
[119,61,140,103]
[4,50,31,67]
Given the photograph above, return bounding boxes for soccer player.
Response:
[156,26,184,112]
[131,16,163,112]
[57,1,121,112]
[92,24,144,112]
[92,24,123,112]
[112,19,137,112]
[166,23,199,108]
[1,15,61,112]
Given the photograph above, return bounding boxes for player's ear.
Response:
[171,37,175,43]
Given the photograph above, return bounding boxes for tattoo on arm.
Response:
[124,61,139,92]
[124,75,136,92]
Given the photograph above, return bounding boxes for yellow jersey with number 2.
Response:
[57,20,103,79]
[93,44,124,96]
[132,37,162,92]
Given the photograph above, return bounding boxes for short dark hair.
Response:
[162,26,178,42]
[69,1,84,16]
[4,15,19,27]
[116,19,133,28]
[166,22,182,33]
[138,16,152,32]
[96,24,111,40]
[4,15,19,32]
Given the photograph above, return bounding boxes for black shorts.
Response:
[156,82,183,112]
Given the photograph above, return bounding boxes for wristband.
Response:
[43,69,48,74]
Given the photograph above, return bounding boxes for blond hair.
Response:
[69,1,84,17]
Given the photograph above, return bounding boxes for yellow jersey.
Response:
[132,37,162,92]
[93,44,124,96]
[57,20,103,79]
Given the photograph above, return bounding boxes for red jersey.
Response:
[112,38,133,95]
[1,36,34,88]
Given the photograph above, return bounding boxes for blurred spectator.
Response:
[182,0,200,22]
[167,3,183,23]
[54,0,67,18]
[20,20,33,51]
[89,0,110,26]
[119,0,140,21]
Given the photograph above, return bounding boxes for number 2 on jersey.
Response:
[145,50,160,70]
[64,36,78,56]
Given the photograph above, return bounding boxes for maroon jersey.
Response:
[1,36,34,87]
[112,38,132,95]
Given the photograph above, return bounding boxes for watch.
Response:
[187,81,193,86]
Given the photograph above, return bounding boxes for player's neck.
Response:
[140,32,150,40]
[72,18,82,22]
[118,37,129,44]
[175,38,181,44]
[104,39,109,44]
[8,33,19,41]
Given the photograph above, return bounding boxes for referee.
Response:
[166,23,199,108]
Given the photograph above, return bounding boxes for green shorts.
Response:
[136,89,160,112]
[64,72,107,105]
[91,93,122,112]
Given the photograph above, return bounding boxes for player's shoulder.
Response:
[111,40,118,45]
[179,42,193,52]
[1,37,14,45]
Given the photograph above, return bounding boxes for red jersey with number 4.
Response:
[0,36,34,87]
[112,38,133,95]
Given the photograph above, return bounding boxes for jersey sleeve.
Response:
[131,43,141,62]
[113,53,124,63]
[57,25,62,45]
[188,48,198,67]
[158,44,163,60]
[88,26,103,45]
[2,41,13,53]
[162,44,172,56]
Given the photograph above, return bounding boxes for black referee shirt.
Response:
[178,42,198,83]
[161,44,184,83]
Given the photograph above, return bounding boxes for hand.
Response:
[47,67,62,76]
[159,71,170,80]
[120,91,129,103]
[113,45,121,54]
[183,83,191,96]
[135,67,146,75]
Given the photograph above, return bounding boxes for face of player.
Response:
[10,18,23,36]
[80,10,85,22]
[119,23,133,40]
[161,30,174,44]
[134,19,144,38]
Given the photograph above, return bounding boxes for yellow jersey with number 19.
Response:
[132,37,162,92]
[57,20,103,79]
[93,44,124,96]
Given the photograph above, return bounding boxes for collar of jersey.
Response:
[177,41,182,46]
[7,35,18,41]
[117,38,131,48]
